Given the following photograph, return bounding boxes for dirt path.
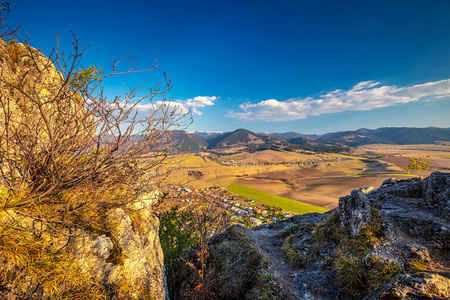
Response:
[245,227,300,299]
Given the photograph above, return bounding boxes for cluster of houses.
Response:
[221,156,354,167]
[166,184,296,227]
[199,188,295,226]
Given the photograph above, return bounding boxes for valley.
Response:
[159,142,450,213]
[157,127,450,229]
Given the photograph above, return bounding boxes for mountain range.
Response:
[179,128,347,153]
[316,127,450,147]
[172,127,450,153]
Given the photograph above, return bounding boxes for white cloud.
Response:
[184,96,218,115]
[226,79,450,121]
[134,96,218,116]
[185,96,218,107]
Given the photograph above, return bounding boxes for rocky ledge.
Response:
[200,172,449,299]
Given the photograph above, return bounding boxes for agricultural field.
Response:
[160,145,450,211]
[353,144,450,172]
[227,183,328,214]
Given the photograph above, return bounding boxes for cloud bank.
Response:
[226,79,450,121]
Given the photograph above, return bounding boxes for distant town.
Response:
[164,184,296,227]
[221,156,354,167]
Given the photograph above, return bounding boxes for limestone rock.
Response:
[0,39,167,299]
[292,263,350,300]
[0,39,95,183]
[69,193,167,299]
[364,242,432,270]
[364,272,450,299]
[0,194,167,300]
[339,187,373,236]
[423,171,450,221]
[367,173,450,257]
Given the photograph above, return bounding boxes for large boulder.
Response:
[71,193,167,299]
[0,39,96,186]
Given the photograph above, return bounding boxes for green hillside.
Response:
[227,183,329,215]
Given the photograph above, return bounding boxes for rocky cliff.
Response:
[0,193,167,300]
[185,172,449,299]
[0,40,168,299]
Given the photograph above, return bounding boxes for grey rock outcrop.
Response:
[344,172,450,299]
[423,171,450,221]
[364,172,449,258]
[339,187,373,236]
[365,272,450,299]
[186,172,450,299]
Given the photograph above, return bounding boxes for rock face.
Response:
[423,171,450,221]
[190,172,450,299]
[71,194,168,300]
[0,194,168,300]
[366,272,450,299]
[364,173,449,260]
[0,40,168,299]
[339,187,373,237]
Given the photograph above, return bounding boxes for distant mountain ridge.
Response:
[360,127,450,145]
[259,132,320,140]
[172,127,450,153]
[184,129,348,153]
[317,127,450,146]
[316,130,391,147]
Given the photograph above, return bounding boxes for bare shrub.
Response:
[0,26,189,297]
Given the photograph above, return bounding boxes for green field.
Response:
[227,183,329,215]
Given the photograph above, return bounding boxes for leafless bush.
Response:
[0,31,190,236]
[0,5,192,295]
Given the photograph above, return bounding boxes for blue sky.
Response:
[5,0,450,134]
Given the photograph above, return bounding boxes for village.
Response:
[158,156,356,227]
[220,156,354,167]
[164,184,296,227]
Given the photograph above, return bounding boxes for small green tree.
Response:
[159,200,226,299]
[159,206,198,267]
[405,155,431,175]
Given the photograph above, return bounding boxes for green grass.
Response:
[389,173,418,177]
[227,183,329,214]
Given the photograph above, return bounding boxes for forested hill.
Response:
[360,127,450,144]
[206,128,280,149]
